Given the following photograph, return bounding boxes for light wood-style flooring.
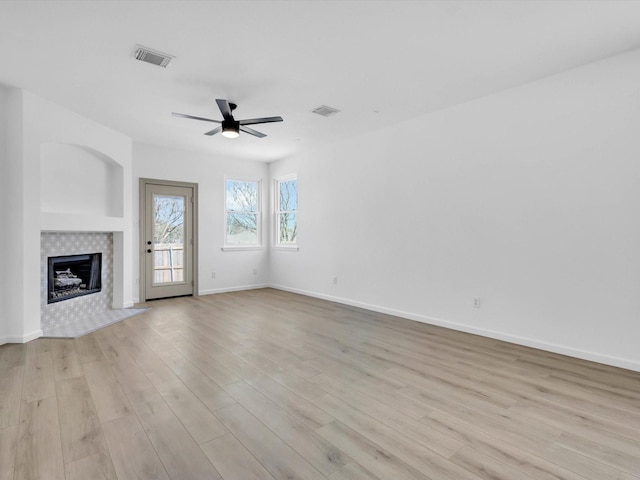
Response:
[1,288,639,480]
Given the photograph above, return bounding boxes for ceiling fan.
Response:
[172,99,283,139]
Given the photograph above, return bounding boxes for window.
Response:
[225,179,261,248]
[275,175,297,247]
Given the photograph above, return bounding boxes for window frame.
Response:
[222,177,263,251]
[273,173,298,251]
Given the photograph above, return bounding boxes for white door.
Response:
[143,182,195,300]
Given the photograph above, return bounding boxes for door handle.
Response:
[147,249,152,253]
[147,240,152,245]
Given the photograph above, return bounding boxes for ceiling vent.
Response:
[312,105,340,117]
[132,45,174,68]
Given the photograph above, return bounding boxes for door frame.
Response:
[139,178,199,302]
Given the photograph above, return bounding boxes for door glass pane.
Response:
[153,194,185,285]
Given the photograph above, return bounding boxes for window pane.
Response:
[279,179,297,211]
[278,212,297,243]
[226,180,258,212]
[227,213,258,244]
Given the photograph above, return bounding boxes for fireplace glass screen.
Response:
[48,253,102,303]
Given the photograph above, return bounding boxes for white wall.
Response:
[0,85,11,341]
[270,48,640,371]
[133,143,270,301]
[1,88,33,343]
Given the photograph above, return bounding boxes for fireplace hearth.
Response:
[48,253,102,304]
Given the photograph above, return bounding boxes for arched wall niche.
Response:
[40,142,124,217]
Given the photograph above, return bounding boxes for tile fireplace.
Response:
[41,232,113,334]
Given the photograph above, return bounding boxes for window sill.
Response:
[272,245,299,252]
[221,246,264,252]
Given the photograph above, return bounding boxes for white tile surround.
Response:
[40,232,143,338]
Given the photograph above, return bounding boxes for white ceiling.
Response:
[1,1,640,163]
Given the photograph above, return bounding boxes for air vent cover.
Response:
[312,105,340,117]
[133,45,174,68]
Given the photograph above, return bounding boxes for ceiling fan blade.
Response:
[172,112,220,123]
[239,116,283,126]
[239,125,267,138]
[216,99,234,121]
[204,126,222,136]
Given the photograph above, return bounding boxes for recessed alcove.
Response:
[40,143,124,218]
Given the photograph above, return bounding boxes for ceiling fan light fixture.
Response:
[222,129,240,139]
[221,120,240,138]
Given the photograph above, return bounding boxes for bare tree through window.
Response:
[153,194,185,282]
[277,177,297,244]
[154,195,184,244]
[225,179,260,245]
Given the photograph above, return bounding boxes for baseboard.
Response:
[199,283,269,296]
[0,328,44,345]
[269,284,640,373]
[132,284,268,303]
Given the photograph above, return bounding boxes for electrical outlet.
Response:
[211,272,216,279]
[473,297,481,308]
[333,276,338,285]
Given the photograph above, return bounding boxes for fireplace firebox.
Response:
[47,253,102,304]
